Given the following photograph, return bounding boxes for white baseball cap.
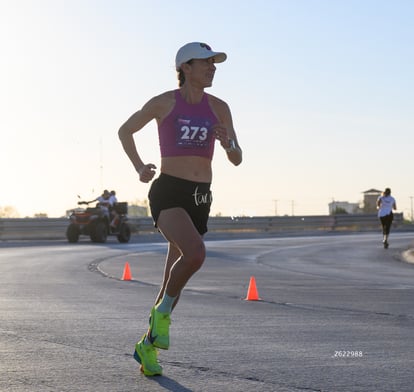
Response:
[175,42,227,71]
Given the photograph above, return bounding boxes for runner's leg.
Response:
[154,242,182,309]
[156,207,206,298]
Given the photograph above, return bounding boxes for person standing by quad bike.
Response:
[109,190,120,229]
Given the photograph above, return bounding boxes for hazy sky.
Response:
[1,0,413,218]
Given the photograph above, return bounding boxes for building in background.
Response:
[362,189,382,213]
[328,201,361,215]
[329,188,382,215]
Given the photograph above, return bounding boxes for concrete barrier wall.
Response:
[0,213,409,241]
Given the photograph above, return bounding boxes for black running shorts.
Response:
[148,173,212,235]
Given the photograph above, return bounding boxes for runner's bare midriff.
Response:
[160,156,212,183]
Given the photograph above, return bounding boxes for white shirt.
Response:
[97,196,113,208]
[377,195,396,217]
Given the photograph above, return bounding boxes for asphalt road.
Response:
[1,232,414,392]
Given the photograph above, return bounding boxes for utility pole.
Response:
[273,199,278,216]
[410,196,413,223]
[291,200,295,216]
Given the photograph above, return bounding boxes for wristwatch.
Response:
[225,139,236,152]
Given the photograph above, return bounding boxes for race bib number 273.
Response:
[175,116,213,149]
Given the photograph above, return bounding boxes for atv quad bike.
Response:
[66,201,131,243]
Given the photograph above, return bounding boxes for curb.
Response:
[402,248,414,264]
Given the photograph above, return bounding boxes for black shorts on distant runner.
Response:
[379,212,393,235]
[148,173,212,235]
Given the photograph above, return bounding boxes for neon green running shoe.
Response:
[147,306,171,350]
[133,335,162,376]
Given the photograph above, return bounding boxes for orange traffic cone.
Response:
[244,276,261,301]
[122,262,132,281]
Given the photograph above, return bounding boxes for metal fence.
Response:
[0,213,409,241]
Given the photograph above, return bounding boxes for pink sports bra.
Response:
[158,90,218,159]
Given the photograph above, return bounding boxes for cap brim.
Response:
[210,52,227,63]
